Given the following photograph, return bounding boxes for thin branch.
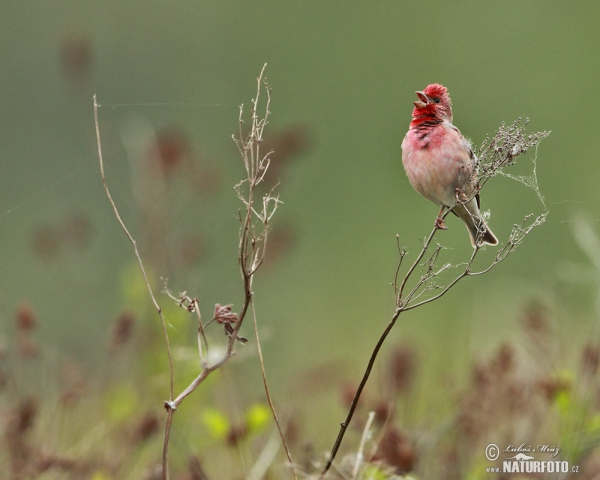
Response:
[247,428,284,480]
[93,95,175,479]
[393,235,407,306]
[164,288,209,366]
[403,246,479,311]
[320,119,549,478]
[396,209,451,304]
[319,304,404,477]
[352,411,375,480]
[251,299,297,477]
[157,65,296,479]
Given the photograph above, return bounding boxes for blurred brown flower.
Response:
[110,310,136,350]
[371,426,415,474]
[16,303,37,331]
[260,125,312,185]
[32,224,61,262]
[60,33,93,80]
[581,344,600,377]
[386,344,416,395]
[6,398,38,477]
[154,127,190,177]
[133,412,160,443]
[16,304,39,358]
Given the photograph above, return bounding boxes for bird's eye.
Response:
[432,97,441,104]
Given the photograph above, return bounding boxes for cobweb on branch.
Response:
[476,118,549,212]
[497,142,546,210]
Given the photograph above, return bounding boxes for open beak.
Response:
[414,91,429,108]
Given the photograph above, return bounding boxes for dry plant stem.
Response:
[165,290,209,365]
[247,428,284,480]
[93,95,176,479]
[159,65,296,479]
[320,211,546,477]
[321,238,474,477]
[352,411,375,480]
[251,299,296,476]
[397,210,451,303]
[168,291,253,407]
[320,119,548,477]
[95,66,293,480]
[319,217,447,478]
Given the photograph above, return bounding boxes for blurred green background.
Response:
[1,0,599,450]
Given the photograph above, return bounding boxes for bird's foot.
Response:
[455,188,468,204]
[435,217,448,230]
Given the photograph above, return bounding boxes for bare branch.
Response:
[96,64,295,479]
[94,95,176,480]
[320,119,549,477]
[157,65,296,479]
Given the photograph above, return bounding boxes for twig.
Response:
[164,289,209,366]
[247,428,283,480]
[319,119,549,478]
[157,65,296,479]
[93,95,175,479]
[352,411,375,480]
[396,210,450,305]
[251,299,296,477]
[319,219,453,477]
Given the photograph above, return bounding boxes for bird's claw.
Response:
[455,188,468,204]
[435,217,447,230]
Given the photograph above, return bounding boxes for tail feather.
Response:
[452,201,498,248]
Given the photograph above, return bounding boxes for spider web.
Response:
[497,143,546,210]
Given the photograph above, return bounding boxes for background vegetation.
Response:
[2,2,600,478]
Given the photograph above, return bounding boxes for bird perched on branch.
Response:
[401,84,498,247]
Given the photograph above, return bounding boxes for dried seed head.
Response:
[213,304,238,324]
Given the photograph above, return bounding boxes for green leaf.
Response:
[245,403,270,434]
[201,408,230,440]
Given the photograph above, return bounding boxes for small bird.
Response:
[401,84,498,247]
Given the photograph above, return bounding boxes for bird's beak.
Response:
[414,91,429,108]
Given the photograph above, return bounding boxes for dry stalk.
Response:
[93,95,176,479]
[320,119,549,477]
[94,64,295,480]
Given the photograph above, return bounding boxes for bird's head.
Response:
[412,84,453,122]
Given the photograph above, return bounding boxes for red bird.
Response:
[401,84,498,247]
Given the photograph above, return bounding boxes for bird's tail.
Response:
[453,201,499,248]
